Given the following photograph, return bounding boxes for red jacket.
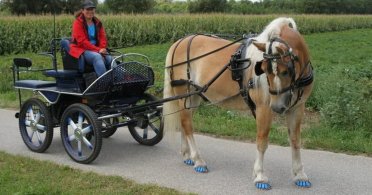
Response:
[69,14,108,59]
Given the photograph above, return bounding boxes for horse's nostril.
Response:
[272,106,286,114]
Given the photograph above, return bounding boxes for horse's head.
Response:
[253,37,304,114]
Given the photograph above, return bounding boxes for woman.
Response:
[69,0,113,77]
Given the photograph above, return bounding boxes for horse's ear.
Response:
[255,61,265,76]
[253,42,266,52]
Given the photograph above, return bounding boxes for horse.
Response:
[163,17,314,190]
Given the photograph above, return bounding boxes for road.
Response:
[0,108,371,195]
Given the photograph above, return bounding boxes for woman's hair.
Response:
[74,10,83,18]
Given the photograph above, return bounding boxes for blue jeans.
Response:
[83,51,114,77]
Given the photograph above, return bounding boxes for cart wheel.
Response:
[60,103,102,164]
[129,94,163,146]
[19,98,53,153]
[101,117,118,138]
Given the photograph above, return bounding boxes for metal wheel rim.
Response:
[132,110,162,140]
[21,105,48,149]
[62,111,96,161]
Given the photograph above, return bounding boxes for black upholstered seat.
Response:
[43,70,82,78]
[14,80,56,89]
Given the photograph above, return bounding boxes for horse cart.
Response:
[12,38,167,164]
[12,33,255,164]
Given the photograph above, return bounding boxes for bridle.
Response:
[263,37,314,108]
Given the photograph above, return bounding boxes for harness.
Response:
[229,37,257,117]
[167,34,257,117]
[263,37,314,109]
[166,34,314,117]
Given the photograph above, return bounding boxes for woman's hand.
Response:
[99,48,107,55]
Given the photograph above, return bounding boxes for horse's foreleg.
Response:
[287,104,311,188]
[253,106,272,190]
[179,105,208,173]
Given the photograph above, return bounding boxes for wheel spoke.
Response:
[35,112,41,123]
[78,112,84,128]
[28,131,35,142]
[68,117,78,130]
[78,140,82,157]
[149,123,160,134]
[143,127,148,139]
[68,135,76,142]
[82,137,93,150]
[25,120,31,126]
[35,131,43,145]
[28,107,35,121]
[82,125,92,135]
[36,124,46,131]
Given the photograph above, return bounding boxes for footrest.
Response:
[15,80,56,89]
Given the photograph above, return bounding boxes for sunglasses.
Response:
[85,8,95,11]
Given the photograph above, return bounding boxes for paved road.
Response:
[0,108,371,195]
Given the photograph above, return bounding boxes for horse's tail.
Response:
[163,50,182,135]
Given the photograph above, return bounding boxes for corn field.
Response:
[1,14,372,55]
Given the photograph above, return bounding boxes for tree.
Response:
[188,0,228,13]
[105,0,156,14]
[1,0,98,15]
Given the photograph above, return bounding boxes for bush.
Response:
[308,65,372,131]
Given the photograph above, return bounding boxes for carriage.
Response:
[12,38,165,164]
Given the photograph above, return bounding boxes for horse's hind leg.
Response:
[253,106,273,190]
[287,104,311,188]
[178,98,208,173]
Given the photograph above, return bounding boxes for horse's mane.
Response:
[247,17,298,61]
[256,17,297,42]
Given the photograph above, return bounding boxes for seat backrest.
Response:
[13,58,32,69]
[61,38,80,71]
[60,38,93,73]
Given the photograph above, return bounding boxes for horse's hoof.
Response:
[194,166,208,173]
[295,180,311,188]
[255,182,271,190]
[183,159,195,166]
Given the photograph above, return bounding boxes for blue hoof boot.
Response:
[255,182,271,190]
[194,166,208,173]
[183,159,194,166]
[295,180,311,188]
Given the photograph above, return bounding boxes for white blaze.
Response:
[272,61,282,91]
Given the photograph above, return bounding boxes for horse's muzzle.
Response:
[271,105,287,114]
[270,91,292,114]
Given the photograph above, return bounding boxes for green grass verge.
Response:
[0,151,188,195]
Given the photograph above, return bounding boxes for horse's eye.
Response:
[280,70,289,77]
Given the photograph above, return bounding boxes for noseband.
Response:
[263,37,314,107]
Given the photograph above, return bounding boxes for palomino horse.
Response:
[163,17,314,190]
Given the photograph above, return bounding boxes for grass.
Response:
[0,29,371,157]
[0,151,188,195]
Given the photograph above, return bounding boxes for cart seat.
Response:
[14,80,56,89]
[43,70,82,78]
